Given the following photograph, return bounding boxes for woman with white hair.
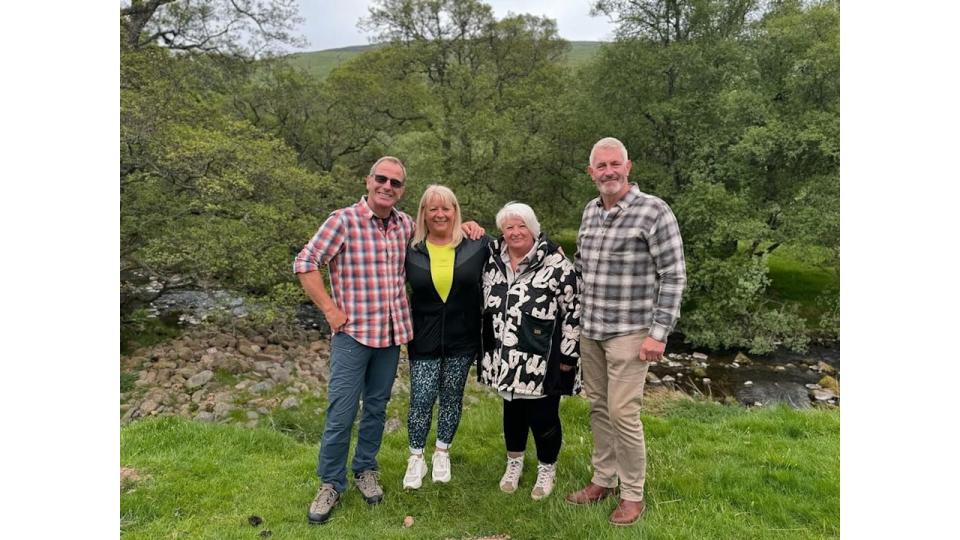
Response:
[480,202,581,501]
[402,185,491,489]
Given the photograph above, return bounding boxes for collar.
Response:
[358,196,397,224]
[594,183,641,210]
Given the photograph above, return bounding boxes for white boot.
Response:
[499,454,524,493]
[531,462,556,500]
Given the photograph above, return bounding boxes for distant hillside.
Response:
[282,41,604,80]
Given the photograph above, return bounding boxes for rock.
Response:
[646,371,661,384]
[774,365,786,371]
[191,389,206,403]
[730,362,740,368]
[692,367,707,378]
[246,411,259,420]
[195,411,215,422]
[234,380,252,390]
[213,402,234,419]
[287,386,301,394]
[744,381,753,386]
[250,381,275,394]
[661,375,675,384]
[816,361,836,374]
[403,516,414,528]
[135,371,157,387]
[268,367,291,384]
[818,375,840,395]
[185,370,214,389]
[384,417,401,433]
[734,352,752,365]
[812,388,837,401]
[701,378,711,385]
[692,352,708,360]
[805,383,821,390]
[280,396,299,410]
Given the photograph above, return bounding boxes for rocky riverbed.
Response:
[121,321,838,430]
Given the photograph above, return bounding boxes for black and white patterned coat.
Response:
[480,235,581,397]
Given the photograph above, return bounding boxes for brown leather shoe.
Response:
[565,482,616,505]
[609,499,646,526]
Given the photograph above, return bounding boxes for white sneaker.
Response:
[531,462,556,500]
[432,451,451,483]
[499,455,524,493]
[402,454,428,490]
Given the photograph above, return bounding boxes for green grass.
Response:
[121,386,838,539]
[282,42,604,80]
[766,247,839,329]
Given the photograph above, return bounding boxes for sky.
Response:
[295,0,618,51]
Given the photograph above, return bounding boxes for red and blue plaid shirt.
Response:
[294,197,415,347]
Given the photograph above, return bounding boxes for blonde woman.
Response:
[402,185,491,489]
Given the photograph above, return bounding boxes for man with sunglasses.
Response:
[294,156,482,525]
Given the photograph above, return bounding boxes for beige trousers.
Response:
[580,331,650,502]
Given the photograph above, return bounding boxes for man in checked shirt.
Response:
[565,137,687,526]
[294,156,482,525]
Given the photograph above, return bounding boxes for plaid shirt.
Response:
[575,184,687,342]
[293,197,415,348]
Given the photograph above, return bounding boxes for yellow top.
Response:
[426,240,455,302]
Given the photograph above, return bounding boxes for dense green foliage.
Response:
[120,390,839,538]
[120,0,840,353]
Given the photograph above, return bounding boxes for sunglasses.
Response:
[373,174,405,189]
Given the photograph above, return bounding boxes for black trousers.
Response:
[502,394,562,464]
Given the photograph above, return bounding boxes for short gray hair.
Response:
[495,202,541,239]
[589,137,628,165]
[368,156,407,179]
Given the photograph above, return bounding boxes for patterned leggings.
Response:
[407,355,474,451]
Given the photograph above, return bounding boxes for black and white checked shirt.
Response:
[575,184,687,342]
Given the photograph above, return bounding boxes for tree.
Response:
[120,0,305,56]
[359,0,576,226]
[573,0,839,351]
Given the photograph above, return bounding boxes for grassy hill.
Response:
[282,41,605,80]
[120,386,839,539]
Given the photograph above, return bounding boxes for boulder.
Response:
[280,396,299,410]
[185,370,215,390]
[692,352,709,361]
[816,361,836,374]
[812,388,837,401]
[734,352,753,365]
[646,371,661,384]
[818,375,840,395]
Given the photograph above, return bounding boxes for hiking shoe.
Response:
[499,455,524,493]
[403,454,428,490]
[432,451,451,483]
[307,483,339,525]
[355,470,384,504]
[531,462,556,500]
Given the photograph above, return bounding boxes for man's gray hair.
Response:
[589,137,629,165]
[368,156,407,179]
[496,201,541,239]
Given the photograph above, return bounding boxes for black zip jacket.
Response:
[405,236,491,360]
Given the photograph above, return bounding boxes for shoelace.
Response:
[534,464,555,489]
[504,458,523,480]
[313,487,337,509]
[357,472,380,491]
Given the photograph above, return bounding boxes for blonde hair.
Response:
[495,202,541,239]
[411,185,464,247]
